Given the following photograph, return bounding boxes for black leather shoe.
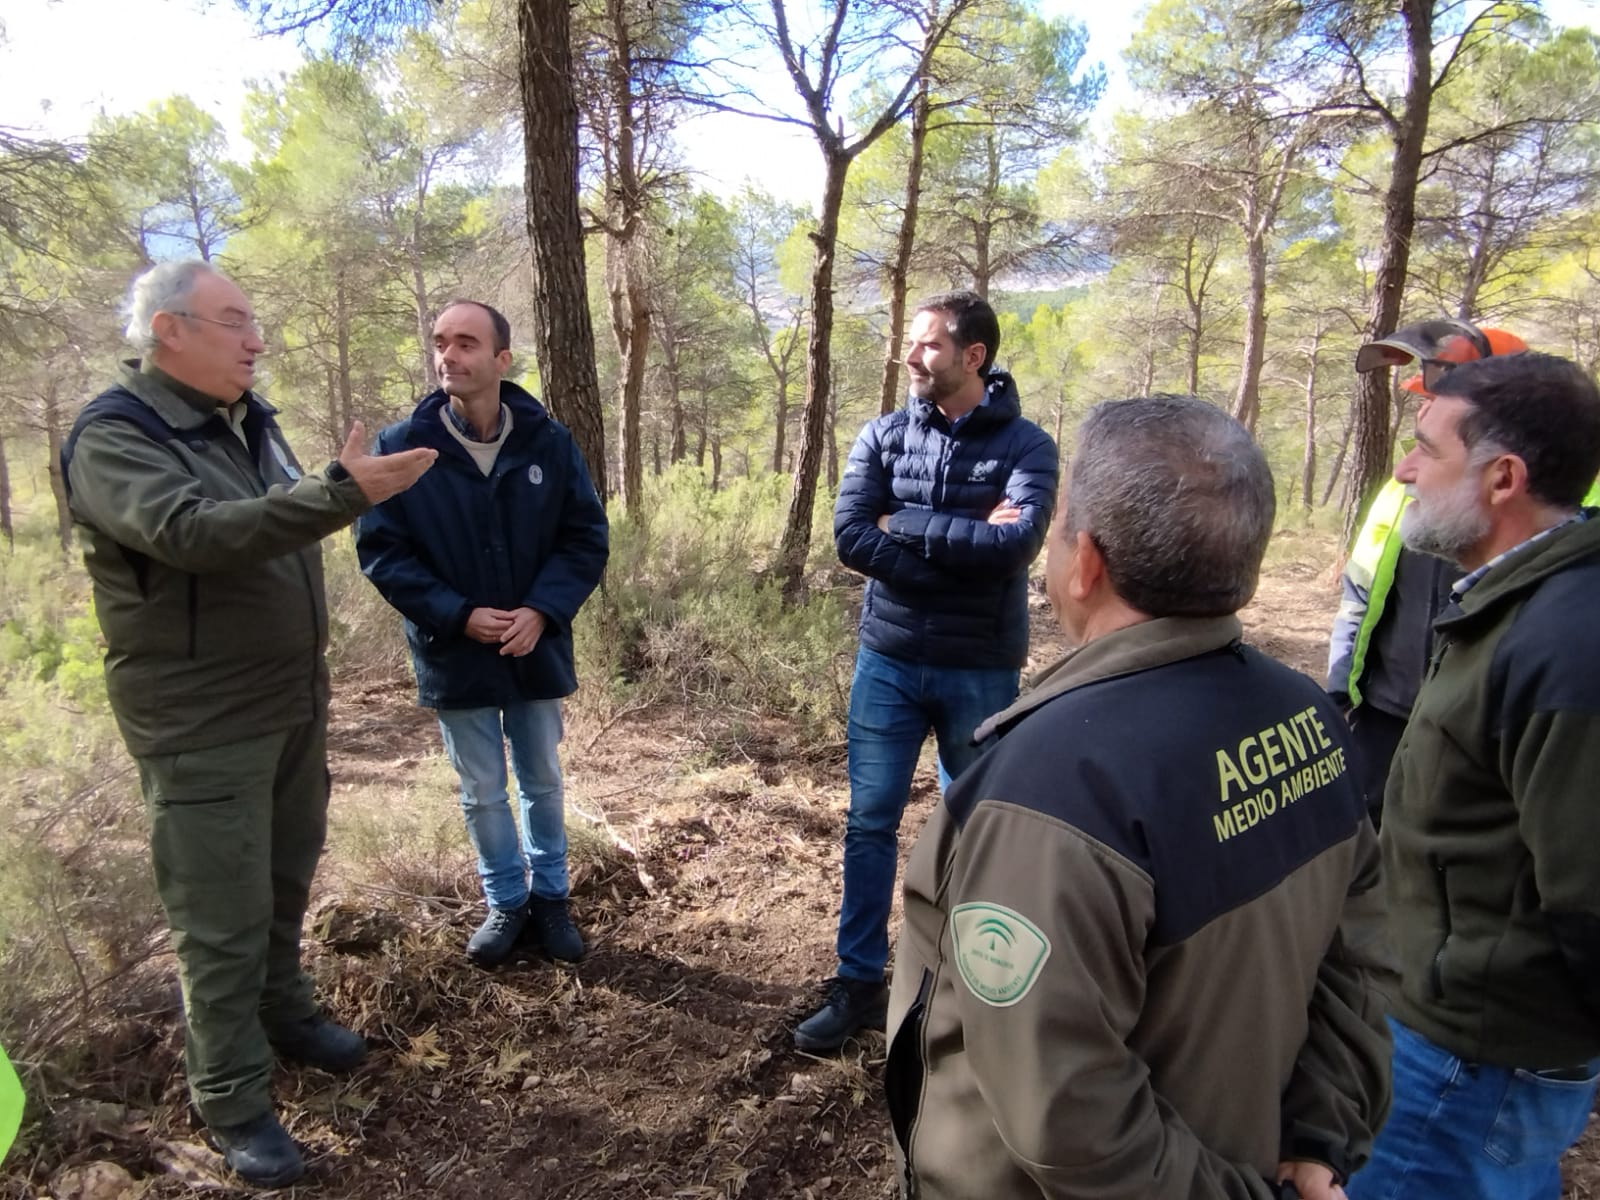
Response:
[527,896,585,962]
[467,904,530,968]
[793,976,887,1053]
[267,1014,368,1073]
[210,1111,305,1188]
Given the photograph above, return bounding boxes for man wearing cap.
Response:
[1328,320,1530,824]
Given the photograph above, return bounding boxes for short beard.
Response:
[908,365,963,403]
[1399,476,1490,565]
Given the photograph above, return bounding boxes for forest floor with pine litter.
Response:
[12,528,1600,1199]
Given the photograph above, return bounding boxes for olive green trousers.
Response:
[135,720,328,1127]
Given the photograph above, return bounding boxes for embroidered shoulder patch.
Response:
[950,902,1051,1007]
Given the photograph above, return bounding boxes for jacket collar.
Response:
[411,379,547,451]
[908,368,1022,432]
[974,613,1244,742]
[1436,513,1600,632]
[117,359,275,430]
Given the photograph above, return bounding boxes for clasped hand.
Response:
[465,606,547,657]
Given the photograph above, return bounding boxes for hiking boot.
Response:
[266,1014,368,1073]
[467,904,530,968]
[793,976,888,1053]
[527,896,585,962]
[209,1111,305,1189]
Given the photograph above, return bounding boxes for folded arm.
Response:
[882,429,1058,576]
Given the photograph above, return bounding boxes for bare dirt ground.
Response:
[11,538,1600,1198]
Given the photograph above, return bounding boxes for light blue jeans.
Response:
[836,645,1018,983]
[435,699,568,911]
[1348,1017,1600,1200]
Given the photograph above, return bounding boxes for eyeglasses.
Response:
[172,311,265,338]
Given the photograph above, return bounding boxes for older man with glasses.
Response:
[62,260,436,1188]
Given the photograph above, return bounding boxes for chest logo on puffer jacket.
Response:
[950,902,1051,1007]
[528,465,544,485]
[969,459,1000,482]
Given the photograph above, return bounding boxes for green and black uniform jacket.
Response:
[62,361,369,756]
[886,616,1392,1199]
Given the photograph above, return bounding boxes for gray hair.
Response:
[1066,395,1276,617]
[123,260,214,352]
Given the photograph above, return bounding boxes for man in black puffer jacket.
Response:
[795,290,1058,1052]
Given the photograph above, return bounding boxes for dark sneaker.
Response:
[793,976,887,1053]
[467,904,530,968]
[267,1014,368,1073]
[209,1111,305,1188]
[527,896,585,962]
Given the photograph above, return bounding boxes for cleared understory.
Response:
[10,529,1600,1198]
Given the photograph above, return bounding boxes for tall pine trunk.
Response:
[1347,0,1433,546]
[877,78,929,417]
[518,0,609,501]
[1302,325,1324,514]
[603,0,650,517]
[776,148,848,599]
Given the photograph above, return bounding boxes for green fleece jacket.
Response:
[1385,514,1600,1069]
[63,361,369,756]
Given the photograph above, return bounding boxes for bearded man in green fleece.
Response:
[62,261,435,1188]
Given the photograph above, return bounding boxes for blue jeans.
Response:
[1348,1017,1600,1200]
[435,699,568,910]
[836,645,1019,983]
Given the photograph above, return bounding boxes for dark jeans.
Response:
[835,646,1018,983]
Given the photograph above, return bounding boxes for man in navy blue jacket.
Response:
[795,290,1058,1051]
[355,301,608,968]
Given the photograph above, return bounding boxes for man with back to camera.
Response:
[1345,353,1600,1199]
[355,300,608,971]
[796,290,1058,1053]
[1329,320,1532,825]
[887,396,1391,1200]
[62,260,436,1187]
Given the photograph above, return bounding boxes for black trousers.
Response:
[1346,705,1409,831]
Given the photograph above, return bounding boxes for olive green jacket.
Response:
[1386,515,1600,1069]
[64,362,369,755]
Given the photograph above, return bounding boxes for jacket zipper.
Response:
[892,967,939,1198]
[1428,852,1451,1000]
[247,421,322,723]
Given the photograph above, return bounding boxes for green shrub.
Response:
[576,465,853,751]
[0,534,160,1074]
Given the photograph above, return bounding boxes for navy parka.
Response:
[354,382,608,708]
[833,369,1058,669]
